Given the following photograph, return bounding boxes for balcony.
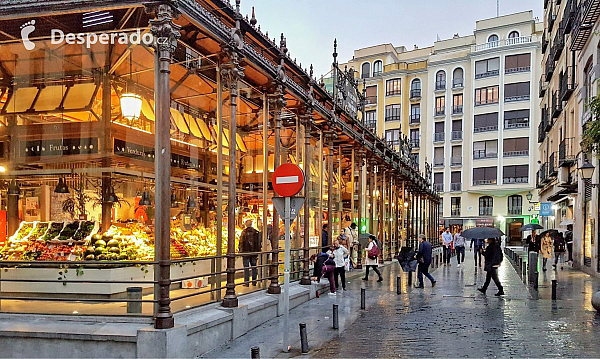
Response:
[540,162,550,183]
[553,26,565,60]
[539,76,548,98]
[543,107,552,132]
[365,95,377,106]
[552,90,562,118]
[451,131,463,141]
[563,0,575,33]
[473,150,498,159]
[471,36,532,52]
[434,132,445,143]
[545,55,555,81]
[572,0,600,51]
[559,137,576,167]
[433,183,443,192]
[409,114,421,125]
[505,65,531,74]
[473,125,498,133]
[452,105,463,115]
[504,118,529,129]
[435,80,446,91]
[452,78,464,89]
[549,152,558,177]
[473,180,496,186]
[544,0,549,9]
[560,67,575,101]
[503,176,529,184]
[410,89,421,100]
[475,70,499,79]
[409,139,420,148]
[450,183,462,191]
[536,169,543,188]
[538,110,547,143]
[451,156,462,166]
[479,207,493,216]
[451,209,461,217]
[434,158,444,167]
[435,107,445,117]
[505,94,530,103]
[508,206,523,215]
[542,31,548,53]
[385,114,401,122]
[549,9,556,32]
[503,150,529,157]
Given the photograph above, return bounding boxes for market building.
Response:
[343,11,543,244]
[0,0,438,356]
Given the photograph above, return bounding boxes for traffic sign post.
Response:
[272,164,305,353]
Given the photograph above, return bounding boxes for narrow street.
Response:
[205,250,600,358]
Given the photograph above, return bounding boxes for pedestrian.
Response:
[540,231,553,271]
[415,234,436,288]
[310,252,337,295]
[565,224,573,263]
[442,227,453,266]
[345,222,358,268]
[239,219,261,286]
[362,234,383,282]
[470,237,484,267]
[527,229,540,277]
[477,238,504,296]
[332,239,349,291]
[454,228,466,268]
[321,223,329,253]
[553,232,566,270]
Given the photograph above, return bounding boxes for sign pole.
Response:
[283,195,291,352]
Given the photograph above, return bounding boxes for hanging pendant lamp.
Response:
[120,52,142,122]
[139,191,152,206]
[54,177,69,194]
[105,186,119,203]
[7,180,20,195]
[186,196,197,210]
[171,193,179,208]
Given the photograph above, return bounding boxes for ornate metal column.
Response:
[326,131,335,246]
[387,174,393,261]
[299,78,315,285]
[267,34,287,295]
[355,149,365,269]
[379,167,385,262]
[220,2,245,308]
[150,2,180,329]
[367,158,375,234]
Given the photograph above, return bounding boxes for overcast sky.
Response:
[240,0,543,78]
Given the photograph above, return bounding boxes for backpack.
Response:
[368,243,379,259]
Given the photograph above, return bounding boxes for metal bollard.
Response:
[299,323,309,353]
[534,271,539,290]
[333,304,339,329]
[407,271,413,286]
[251,346,260,359]
[552,279,557,300]
[360,288,366,310]
[126,287,142,314]
[397,276,402,295]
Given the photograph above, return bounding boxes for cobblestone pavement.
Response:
[203,250,600,358]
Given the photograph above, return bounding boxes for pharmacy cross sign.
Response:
[272,163,305,197]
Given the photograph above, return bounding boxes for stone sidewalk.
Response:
[202,250,600,358]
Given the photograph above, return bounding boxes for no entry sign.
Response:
[272,163,304,197]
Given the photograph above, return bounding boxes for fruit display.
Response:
[73,221,95,241]
[84,225,154,261]
[27,222,49,241]
[58,221,81,241]
[43,222,64,241]
[83,232,130,261]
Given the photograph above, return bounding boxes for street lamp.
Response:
[578,158,595,181]
[526,191,533,203]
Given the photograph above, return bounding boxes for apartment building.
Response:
[344,11,542,244]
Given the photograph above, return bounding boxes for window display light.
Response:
[120,52,142,122]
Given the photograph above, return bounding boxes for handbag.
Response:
[344,257,350,271]
[368,244,379,260]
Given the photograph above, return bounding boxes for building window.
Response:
[453,68,464,88]
[473,167,497,186]
[411,79,421,98]
[434,147,444,166]
[365,85,377,105]
[439,198,444,214]
[503,165,529,183]
[503,137,529,157]
[488,34,499,42]
[434,122,445,142]
[475,85,499,106]
[385,104,401,122]
[361,62,371,79]
[479,196,493,215]
[410,104,420,123]
[385,129,400,147]
[505,54,531,73]
[434,173,443,192]
[386,78,401,96]
[473,140,498,159]
[364,110,376,129]
[508,31,520,38]
[435,71,446,90]
[508,195,522,215]
[504,82,530,102]
[504,109,529,129]
[451,146,462,166]
[373,60,383,76]
[435,96,445,116]
[452,94,463,114]
[474,112,498,132]
[451,197,461,217]
[475,58,500,79]
[451,171,462,191]
[584,59,594,107]
[410,129,420,148]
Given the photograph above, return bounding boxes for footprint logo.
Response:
[20,20,36,51]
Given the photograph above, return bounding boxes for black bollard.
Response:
[299,323,309,353]
[251,346,260,359]
[360,288,366,310]
[534,271,539,290]
[333,304,339,329]
[552,279,557,300]
[407,271,413,286]
[397,276,402,295]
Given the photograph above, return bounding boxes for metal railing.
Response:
[505,94,530,102]
[553,25,565,60]
[503,176,529,184]
[473,125,498,133]
[451,131,463,140]
[475,70,499,79]
[559,137,576,166]
[434,132,445,142]
[473,150,498,159]
[435,80,446,91]
[433,158,445,167]
[503,150,529,157]
[471,36,532,52]
[433,183,443,192]
[410,114,421,124]
[539,76,548,97]
[506,66,531,74]
[435,107,445,116]
[410,139,420,148]
[560,66,575,101]
[549,152,558,176]
[479,207,493,215]
[450,183,462,191]
[545,55,555,80]
[452,78,464,88]
[410,89,421,99]
[508,206,523,215]
[504,118,529,129]
[452,105,463,114]
[552,90,562,118]
[451,156,462,166]
[365,96,377,105]
[473,179,496,186]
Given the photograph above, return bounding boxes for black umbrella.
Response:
[539,229,560,238]
[520,223,544,232]
[461,227,505,240]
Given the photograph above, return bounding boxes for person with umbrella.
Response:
[553,232,566,270]
[462,227,505,269]
[477,237,504,296]
[540,231,553,271]
[566,224,573,263]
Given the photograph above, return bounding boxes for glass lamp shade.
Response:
[54,177,69,194]
[105,187,119,203]
[120,93,142,121]
[186,196,197,209]
[526,192,533,202]
[578,159,595,180]
[171,193,179,208]
[139,191,152,206]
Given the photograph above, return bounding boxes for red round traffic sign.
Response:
[272,163,305,197]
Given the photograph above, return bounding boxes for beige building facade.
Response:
[344,11,543,243]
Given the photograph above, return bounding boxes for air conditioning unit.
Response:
[558,166,569,185]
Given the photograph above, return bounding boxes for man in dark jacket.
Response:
[415,234,436,288]
[239,219,261,286]
[477,238,504,296]
[321,223,329,253]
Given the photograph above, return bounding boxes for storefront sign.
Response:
[114,139,202,172]
[476,218,494,227]
[21,138,98,157]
